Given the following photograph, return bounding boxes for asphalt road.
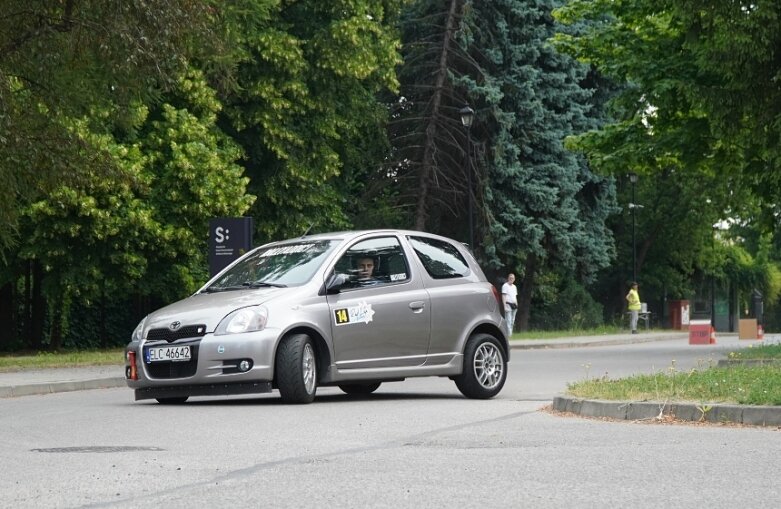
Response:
[1,337,779,508]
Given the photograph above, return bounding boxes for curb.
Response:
[552,395,781,427]
[716,359,781,367]
[510,334,682,350]
[0,377,126,399]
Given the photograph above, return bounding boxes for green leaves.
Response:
[0,0,222,257]
[16,70,254,314]
[462,1,614,281]
[219,0,402,241]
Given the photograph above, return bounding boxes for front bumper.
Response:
[125,328,280,390]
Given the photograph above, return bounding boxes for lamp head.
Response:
[459,104,475,128]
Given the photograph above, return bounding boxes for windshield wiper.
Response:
[242,280,288,288]
[203,281,286,293]
[203,285,245,293]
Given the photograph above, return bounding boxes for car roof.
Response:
[273,229,456,244]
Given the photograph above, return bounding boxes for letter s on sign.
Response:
[215,226,225,243]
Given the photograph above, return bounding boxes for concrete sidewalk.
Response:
[508,330,690,349]
[0,365,126,398]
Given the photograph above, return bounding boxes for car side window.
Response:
[407,236,470,279]
[332,236,410,289]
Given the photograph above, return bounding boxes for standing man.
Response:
[502,273,518,338]
[626,281,641,334]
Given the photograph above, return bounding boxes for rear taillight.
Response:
[127,351,138,380]
[491,286,503,308]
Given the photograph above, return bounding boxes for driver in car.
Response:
[355,256,380,285]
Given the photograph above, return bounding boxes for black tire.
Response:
[156,397,188,405]
[339,382,382,395]
[275,333,317,404]
[454,333,507,399]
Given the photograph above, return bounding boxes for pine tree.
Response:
[381,0,475,233]
[460,0,616,330]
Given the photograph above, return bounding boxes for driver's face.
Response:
[357,259,374,279]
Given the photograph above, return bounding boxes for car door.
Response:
[326,235,431,370]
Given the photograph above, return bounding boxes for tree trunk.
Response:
[50,298,62,351]
[413,0,460,230]
[31,260,45,349]
[23,260,31,345]
[100,282,107,348]
[517,254,538,331]
[0,281,15,349]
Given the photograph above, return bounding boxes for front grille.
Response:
[144,344,200,379]
[146,324,207,343]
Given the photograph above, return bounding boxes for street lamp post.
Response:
[460,104,475,249]
[711,223,716,328]
[628,172,638,282]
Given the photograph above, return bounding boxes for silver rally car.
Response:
[125,229,509,404]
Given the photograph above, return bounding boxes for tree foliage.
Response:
[378,0,475,233]
[553,0,781,218]
[0,0,221,255]
[216,0,403,242]
[7,0,781,349]
[553,0,781,320]
[9,72,253,348]
[455,0,616,329]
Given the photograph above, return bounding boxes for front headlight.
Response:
[215,306,268,335]
[131,316,147,342]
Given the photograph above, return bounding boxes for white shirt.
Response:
[502,282,517,306]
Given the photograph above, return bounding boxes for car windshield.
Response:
[204,240,338,291]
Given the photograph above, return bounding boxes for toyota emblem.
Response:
[169,321,182,331]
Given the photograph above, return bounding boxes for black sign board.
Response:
[208,217,254,277]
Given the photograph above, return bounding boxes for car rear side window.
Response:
[407,236,470,279]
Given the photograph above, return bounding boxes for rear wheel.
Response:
[156,397,188,405]
[339,382,381,395]
[454,333,506,399]
[276,333,317,404]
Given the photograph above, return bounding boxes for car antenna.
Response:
[301,223,314,237]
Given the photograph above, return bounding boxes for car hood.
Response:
[143,288,284,335]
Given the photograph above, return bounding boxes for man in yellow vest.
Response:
[626,282,641,334]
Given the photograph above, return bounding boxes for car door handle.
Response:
[409,301,426,312]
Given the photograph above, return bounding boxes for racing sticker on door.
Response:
[334,301,375,326]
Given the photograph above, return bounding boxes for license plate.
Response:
[145,345,191,363]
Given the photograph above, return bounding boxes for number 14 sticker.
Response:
[334,301,375,326]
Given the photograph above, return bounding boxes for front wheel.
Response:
[454,333,507,399]
[339,382,382,395]
[276,333,317,404]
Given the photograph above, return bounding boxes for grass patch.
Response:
[728,343,781,360]
[0,349,125,372]
[568,363,781,406]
